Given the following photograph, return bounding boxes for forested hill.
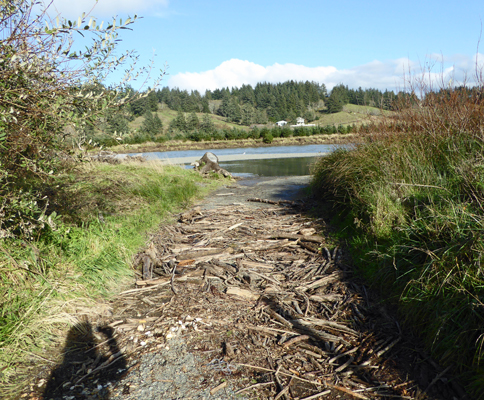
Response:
[130,81,398,125]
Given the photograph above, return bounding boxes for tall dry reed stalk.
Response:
[311,60,484,396]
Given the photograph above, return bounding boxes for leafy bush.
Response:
[0,0,162,239]
[262,133,274,144]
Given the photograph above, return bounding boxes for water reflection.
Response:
[127,143,344,161]
[219,157,318,177]
[125,143,351,178]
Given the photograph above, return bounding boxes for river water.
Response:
[125,144,348,178]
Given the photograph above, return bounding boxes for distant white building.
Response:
[276,120,287,127]
[290,117,316,128]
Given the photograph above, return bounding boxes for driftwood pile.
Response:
[111,201,462,399]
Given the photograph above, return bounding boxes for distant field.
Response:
[128,103,246,133]
[128,103,387,133]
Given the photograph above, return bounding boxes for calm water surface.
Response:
[127,144,349,177]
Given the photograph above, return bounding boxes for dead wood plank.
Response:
[225,222,243,231]
[268,232,324,243]
[177,248,226,260]
[296,272,342,292]
[247,269,281,285]
[300,318,359,336]
[241,260,275,270]
[226,287,259,301]
[247,197,296,205]
[210,381,227,395]
[298,241,320,253]
[309,294,343,303]
[300,390,332,400]
[281,334,311,348]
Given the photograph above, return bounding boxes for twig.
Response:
[274,375,293,400]
[76,353,124,384]
[235,381,274,394]
[300,390,332,400]
[170,263,178,295]
[425,365,452,394]
[210,381,227,395]
[282,334,310,348]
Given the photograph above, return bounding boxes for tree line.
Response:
[130,81,399,124]
[91,81,402,145]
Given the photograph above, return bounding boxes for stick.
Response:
[247,197,297,206]
[171,263,178,295]
[300,390,332,400]
[210,381,227,395]
[274,376,293,400]
[235,381,274,394]
[425,365,452,394]
[282,334,310,348]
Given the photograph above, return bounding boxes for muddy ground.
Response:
[30,176,469,400]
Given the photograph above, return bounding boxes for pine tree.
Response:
[187,112,199,130]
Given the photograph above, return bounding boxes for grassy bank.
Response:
[109,132,361,155]
[0,160,226,397]
[311,85,484,396]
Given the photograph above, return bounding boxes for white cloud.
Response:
[168,56,484,93]
[45,0,169,18]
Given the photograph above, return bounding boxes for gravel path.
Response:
[31,176,468,400]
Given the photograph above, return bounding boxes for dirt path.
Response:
[34,177,468,400]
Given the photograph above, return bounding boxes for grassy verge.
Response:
[0,160,227,397]
[311,86,484,396]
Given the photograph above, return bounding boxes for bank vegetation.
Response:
[0,2,228,396]
[311,71,484,396]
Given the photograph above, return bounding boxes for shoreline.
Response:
[110,133,361,155]
[122,152,328,165]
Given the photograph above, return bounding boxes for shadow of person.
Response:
[42,321,127,400]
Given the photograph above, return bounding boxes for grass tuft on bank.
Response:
[311,82,484,396]
[0,160,226,397]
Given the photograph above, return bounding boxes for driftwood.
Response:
[191,152,232,178]
[115,198,461,400]
[247,197,297,206]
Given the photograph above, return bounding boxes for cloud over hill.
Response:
[168,56,483,93]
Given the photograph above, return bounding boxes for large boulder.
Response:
[192,152,232,178]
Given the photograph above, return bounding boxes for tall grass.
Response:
[311,72,484,395]
[0,160,225,397]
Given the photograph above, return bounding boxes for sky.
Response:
[45,0,484,93]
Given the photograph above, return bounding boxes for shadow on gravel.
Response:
[42,322,127,400]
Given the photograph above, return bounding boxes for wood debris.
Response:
[105,200,463,400]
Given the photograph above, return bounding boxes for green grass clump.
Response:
[311,84,484,396]
[0,160,226,397]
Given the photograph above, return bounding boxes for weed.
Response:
[0,160,226,396]
[311,65,484,396]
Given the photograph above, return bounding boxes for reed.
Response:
[311,68,484,395]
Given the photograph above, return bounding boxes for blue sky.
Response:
[48,0,484,93]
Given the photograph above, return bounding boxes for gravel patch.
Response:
[109,338,245,400]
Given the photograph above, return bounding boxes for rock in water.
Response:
[193,152,232,178]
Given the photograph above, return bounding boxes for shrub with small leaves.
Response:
[0,0,164,238]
